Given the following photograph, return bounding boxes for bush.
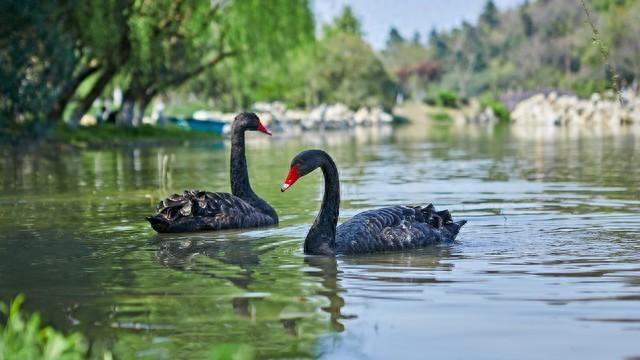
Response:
[429,111,454,122]
[423,96,437,106]
[0,295,88,359]
[480,97,510,123]
[50,123,216,146]
[436,90,460,108]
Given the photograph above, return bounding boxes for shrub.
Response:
[429,111,454,122]
[0,295,88,360]
[436,90,460,108]
[480,97,510,123]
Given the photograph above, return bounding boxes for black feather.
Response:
[149,190,276,233]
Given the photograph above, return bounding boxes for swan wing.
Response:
[148,190,273,232]
[335,205,465,254]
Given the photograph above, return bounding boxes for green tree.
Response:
[67,0,132,126]
[115,0,235,126]
[218,0,315,109]
[412,31,422,45]
[0,0,80,139]
[520,6,535,37]
[311,33,395,110]
[323,6,362,37]
[308,10,395,109]
[480,0,499,28]
[429,29,449,58]
[386,27,405,48]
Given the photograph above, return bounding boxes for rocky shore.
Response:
[192,102,394,134]
[511,91,639,127]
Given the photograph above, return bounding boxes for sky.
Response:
[313,0,526,49]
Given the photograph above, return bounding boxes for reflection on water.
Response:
[0,124,639,359]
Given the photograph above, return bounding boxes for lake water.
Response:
[1,124,639,359]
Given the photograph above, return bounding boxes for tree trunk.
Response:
[134,96,153,126]
[48,64,100,122]
[118,98,136,127]
[69,66,116,127]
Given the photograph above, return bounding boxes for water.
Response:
[0,124,639,359]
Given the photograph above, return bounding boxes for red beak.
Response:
[257,121,272,136]
[281,166,300,192]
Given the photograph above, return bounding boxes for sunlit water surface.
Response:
[0,124,639,359]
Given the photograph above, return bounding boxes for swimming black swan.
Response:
[280,150,466,255]
[147,112,278,233]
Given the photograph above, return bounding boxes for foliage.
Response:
[0,0,80,140]
[247,5,396,111]
[0,295,88,360]
[50,123,216,147]
[381,29,435,102]
[187,0,316,110]
[208,344,256,360]
[429,111,454,122]
[381,0,640,101]
[1,0,318,137]
[480,96,510,123]
[435,90,460,108]
[386,27,405,48]
[480,0,500,28]
[322,6,362,37]
[310,32,395,110]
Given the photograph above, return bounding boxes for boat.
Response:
[169,115,229,135]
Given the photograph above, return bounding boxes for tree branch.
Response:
[146,49,237,98]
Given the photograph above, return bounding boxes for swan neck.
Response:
[305,155,340,255]
[229,125,278,222]
[230,124,255,199]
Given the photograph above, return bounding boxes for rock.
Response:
[354,107,370,125]
[467,107,499,125]
[324,103,354,129]
[303,104,327,130]
[511,89,639,133]
[284,109,309,125]
[188,101,396,134]
[80,114,97,126]
[369,107,393,124]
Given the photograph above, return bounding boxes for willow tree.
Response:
[207,0,316,109]
[113,0,236,126]
[66,0,132,126]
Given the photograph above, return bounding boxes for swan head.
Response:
[234,112,271,135]
[281,149,329,192]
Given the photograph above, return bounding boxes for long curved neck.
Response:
[305,155,340,255]
[229,125,277,220]
[230,125,253,198]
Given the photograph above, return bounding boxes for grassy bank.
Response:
[49,124,220,148]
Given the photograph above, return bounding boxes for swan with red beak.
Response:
[280,149,466,255]
[147,112,278,233]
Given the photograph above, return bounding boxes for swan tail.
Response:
[445,220,467,238]
[417,204,466,238]
[418,204,453,227]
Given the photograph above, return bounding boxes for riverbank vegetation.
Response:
[1,0,637,143]
[50,123,215,148]
[0,295,95,359]
[383,0,638,102]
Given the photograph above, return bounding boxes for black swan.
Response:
[147,112,278,233]
[280,150,466,255]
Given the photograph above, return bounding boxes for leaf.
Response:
[208,343,256,360]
